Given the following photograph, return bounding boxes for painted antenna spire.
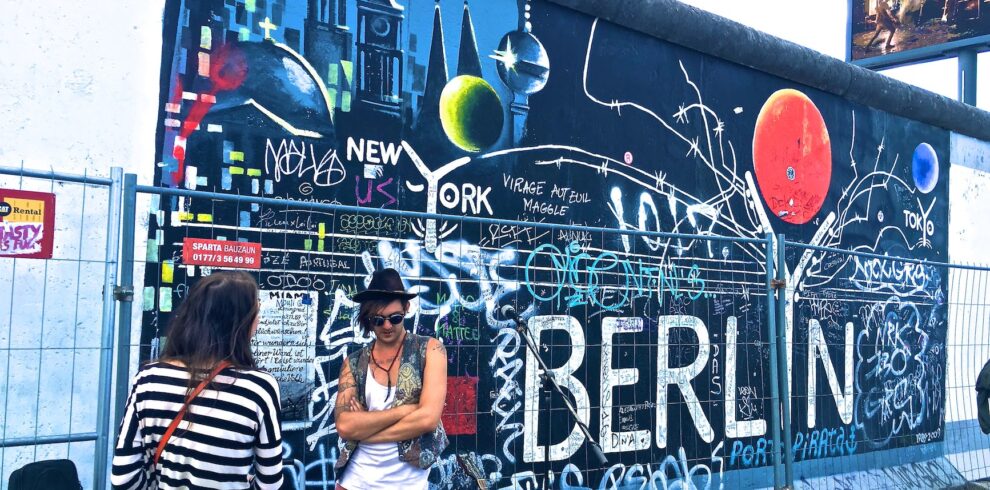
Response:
[457,1,483,77]
[415,0,449,128]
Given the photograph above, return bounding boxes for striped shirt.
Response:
[111,362,284,490]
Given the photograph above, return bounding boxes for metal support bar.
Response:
[0,433,98,449]
[959,48,978,106]
[112,173,138,442]
[93,167,123,490]
[781,238,990,272]
[764,234,784,488]
[134,184,766,246]
[0,165,113,186]
[515,320,609,467]
[776,234,794,488]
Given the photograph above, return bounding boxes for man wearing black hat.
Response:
[333,268,448,490]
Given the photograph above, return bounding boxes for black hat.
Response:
[351,268,418,303]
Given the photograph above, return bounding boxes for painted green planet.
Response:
[439,75,504,152]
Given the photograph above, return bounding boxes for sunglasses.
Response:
[370,313,405,327]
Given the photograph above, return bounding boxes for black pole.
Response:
[513,318,609,467]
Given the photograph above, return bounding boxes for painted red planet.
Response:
[752,89,832,225]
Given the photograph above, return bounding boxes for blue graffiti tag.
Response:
[524,241,705,311]
[729,426,858,468]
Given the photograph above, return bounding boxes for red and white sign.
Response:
[0,189,56,259]
[182,237,261,269]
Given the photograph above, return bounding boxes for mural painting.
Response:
[145,0,950,488]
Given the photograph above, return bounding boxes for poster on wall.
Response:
[181,237,261,269]
[254,289,318,423]
[144,0,951,487]
[850,0,990,63]
[0,188,55,259]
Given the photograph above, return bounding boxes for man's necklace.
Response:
[370,332,406,402]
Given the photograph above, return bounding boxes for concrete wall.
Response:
[944,133,990,482]
[0,1,164,487]
[0,1,988,489]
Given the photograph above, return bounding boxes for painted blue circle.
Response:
[912,142,939,194]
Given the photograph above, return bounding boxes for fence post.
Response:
[776,234,794,488]
[94,167,123,490]
[112,174,138,439]
[764,233,784,488]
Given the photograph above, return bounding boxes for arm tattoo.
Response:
[335,365,357,413]
[430,341,447,356]
[335,387,356,413]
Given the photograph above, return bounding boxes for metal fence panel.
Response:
[116,181,990,489]
[0,166,122,490]
[0,167,986,489]
[123,183,784,489]
[778,240,990,489]
[944,263,990,483]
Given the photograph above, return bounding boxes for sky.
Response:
[677,0,970,105]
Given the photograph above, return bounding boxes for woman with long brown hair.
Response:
[111,271,283,489]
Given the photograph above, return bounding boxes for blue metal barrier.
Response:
[0,165,122,490]
[2,165,990,489]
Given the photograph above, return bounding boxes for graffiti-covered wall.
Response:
[145,0,950,487]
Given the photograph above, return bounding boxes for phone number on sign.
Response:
[189,253,257,265]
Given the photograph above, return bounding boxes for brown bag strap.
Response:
[153,361,232,465]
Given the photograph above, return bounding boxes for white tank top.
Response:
[338,365,430,490]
